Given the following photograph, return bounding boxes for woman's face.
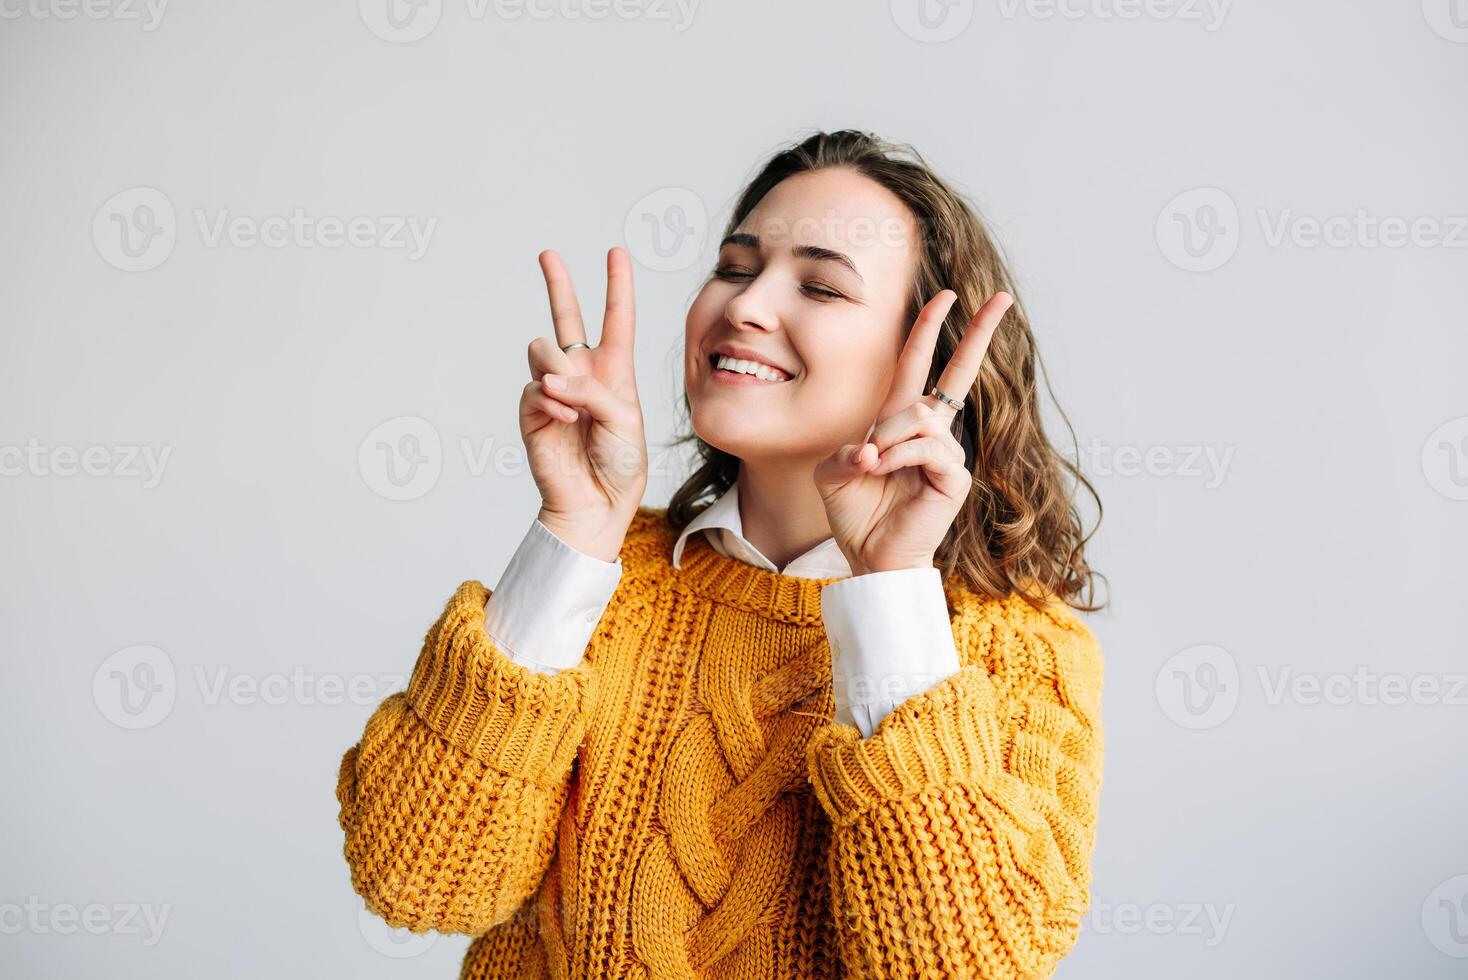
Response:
[684,168,919,466]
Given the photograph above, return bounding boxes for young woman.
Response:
[336,129,1105,979]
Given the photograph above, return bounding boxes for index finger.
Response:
[931,291,1013,415]
[882,289,959,417]
[539,249,588,350]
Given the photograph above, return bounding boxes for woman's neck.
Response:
[736,463,836,571]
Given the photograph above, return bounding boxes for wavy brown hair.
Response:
[664,129,1106,614]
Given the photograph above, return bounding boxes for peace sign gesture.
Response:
[520,247,648,563]
[813,289,1014,576]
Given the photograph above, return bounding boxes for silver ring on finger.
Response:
[929,385,963,411]
[561,342,593,353]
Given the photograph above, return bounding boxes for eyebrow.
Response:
[718,232,865,285]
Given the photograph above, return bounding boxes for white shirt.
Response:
[482,482,962,738]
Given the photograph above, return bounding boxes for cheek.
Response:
[796,340,895,420]
[684,288,724,347]
[808,327,894,389]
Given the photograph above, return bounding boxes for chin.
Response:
[691,406,827,465]
[689,401,772,457]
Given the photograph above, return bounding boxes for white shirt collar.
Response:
[671,481,852,579]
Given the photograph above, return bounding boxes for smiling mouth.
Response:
[708,353,794,383]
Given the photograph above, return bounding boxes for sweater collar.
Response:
[644,505,972,629]
[668,521,846,627]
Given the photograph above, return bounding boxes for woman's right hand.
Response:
[519,246,648,563]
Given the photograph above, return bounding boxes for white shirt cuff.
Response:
[819,566,962,739]
[482,519,623,674]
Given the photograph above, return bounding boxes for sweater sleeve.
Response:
[336,579,599,935]
[805,590,1104,979]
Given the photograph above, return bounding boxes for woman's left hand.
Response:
[813,289,1014,576]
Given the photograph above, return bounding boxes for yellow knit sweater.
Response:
[336,506,1105,979]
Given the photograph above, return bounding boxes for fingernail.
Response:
[544,374,566,390]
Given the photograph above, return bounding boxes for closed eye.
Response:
[713,266,844,301]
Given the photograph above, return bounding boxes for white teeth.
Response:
[715,354,787,382]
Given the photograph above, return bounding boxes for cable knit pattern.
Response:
[336,506,1104,979]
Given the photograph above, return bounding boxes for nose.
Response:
[723,275,779,334]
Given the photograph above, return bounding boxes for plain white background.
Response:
[2,1,1466,977]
